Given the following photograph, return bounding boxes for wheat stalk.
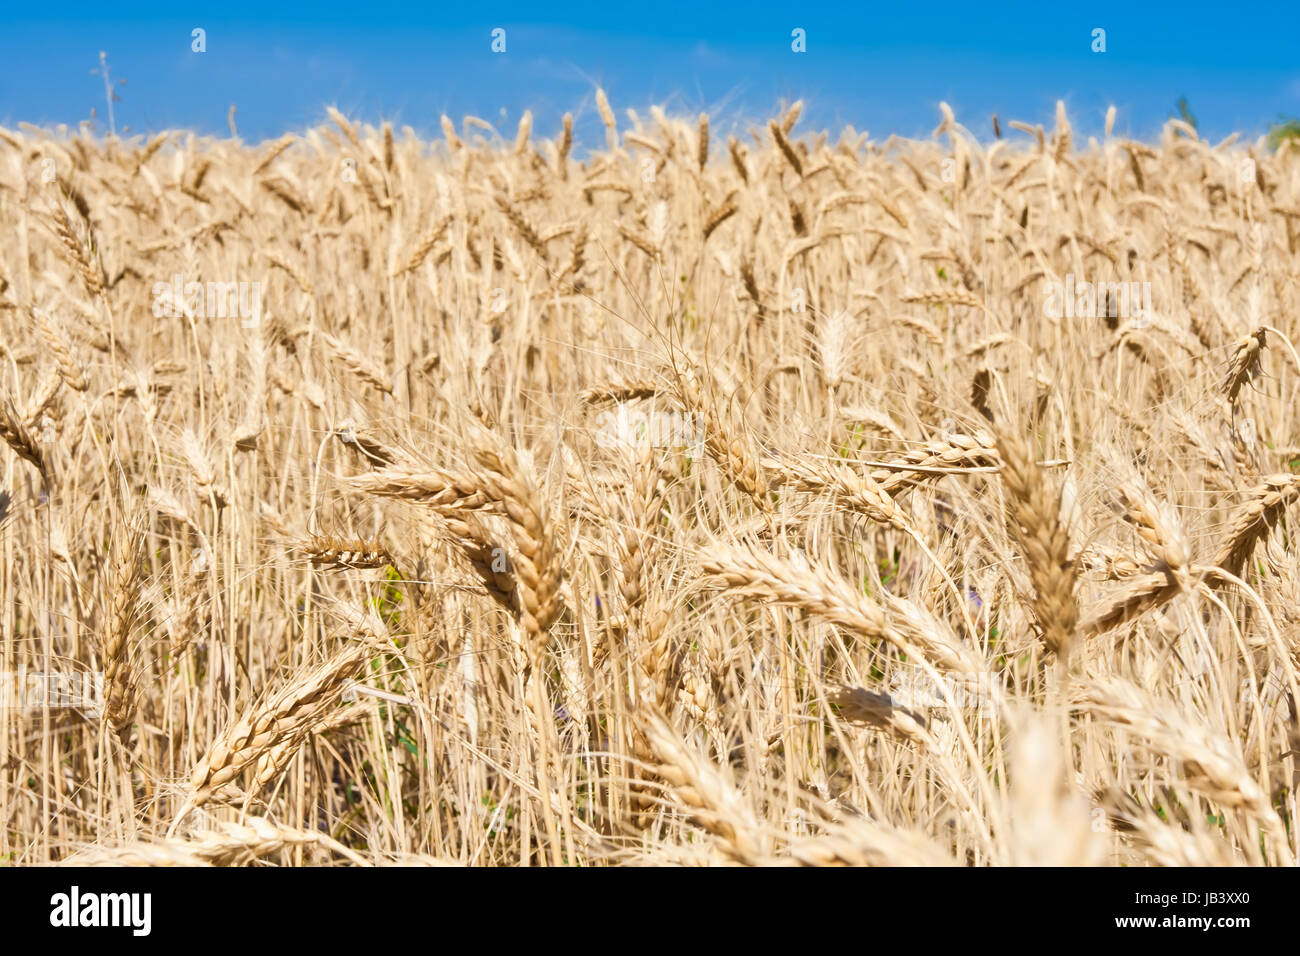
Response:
[996,432,1079,657]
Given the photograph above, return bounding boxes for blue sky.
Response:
[2,1,1298,146]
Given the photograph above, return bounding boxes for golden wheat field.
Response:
[1,96,1299,866]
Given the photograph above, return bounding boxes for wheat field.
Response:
[1,96,1298,866]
